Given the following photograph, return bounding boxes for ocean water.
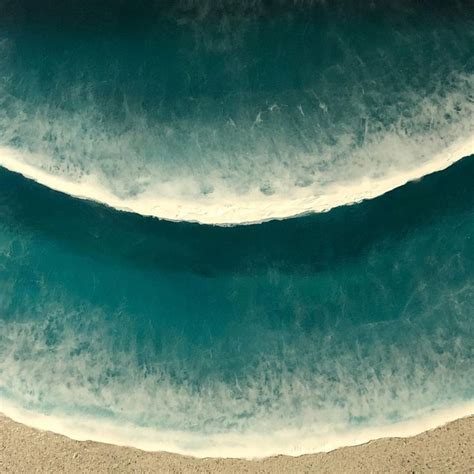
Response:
[0,0,474,458]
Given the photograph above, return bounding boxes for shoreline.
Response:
[0,135,473,226]
[0,412,473,472]
[1,399,473,459]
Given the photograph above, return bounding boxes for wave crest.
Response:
[1,134,473,225]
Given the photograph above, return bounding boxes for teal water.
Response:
[0,1,473,222]
[0,0,474,457]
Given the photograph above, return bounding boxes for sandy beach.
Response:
[0,414,473,473]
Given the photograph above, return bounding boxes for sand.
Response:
[0,414,473,473]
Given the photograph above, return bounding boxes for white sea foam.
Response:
[1,398,473,459]
[0,1,472,226]
[0,135,473,225]
[0,305,472,459]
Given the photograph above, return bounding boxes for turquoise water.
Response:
[1,0,473,222]
[0,0,473,457]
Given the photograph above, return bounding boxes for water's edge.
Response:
[1,399,472,459]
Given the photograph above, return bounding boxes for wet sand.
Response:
[0,414,473,473]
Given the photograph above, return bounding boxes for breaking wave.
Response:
[0,1,473,224]
[1,135,474,225]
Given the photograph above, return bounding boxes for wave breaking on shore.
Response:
[1,398,473,458]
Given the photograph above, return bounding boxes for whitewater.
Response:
[1,135,474,225]
[1,1,473,226]
[2,399,474,459]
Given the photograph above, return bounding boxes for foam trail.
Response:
[1,399,473,459]
[1,136,473,225]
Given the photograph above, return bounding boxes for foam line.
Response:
[0,137,473,226]
[1,397,473,459]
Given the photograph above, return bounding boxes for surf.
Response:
[1,151,474,458]
[1,135,473,225]
[0,0,472,225]
[1,398,474,458]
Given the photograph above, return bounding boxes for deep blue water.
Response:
[0,0,473,457]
